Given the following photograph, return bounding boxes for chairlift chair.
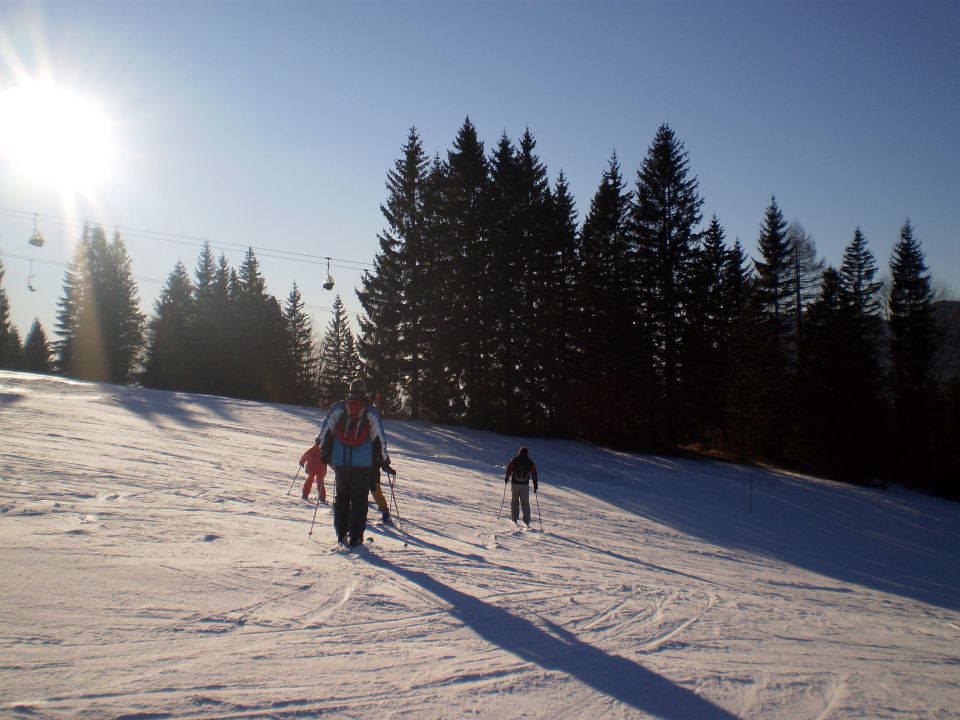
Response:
[28,213,44,247]
[27,259,37,292]
[322,257,334,290]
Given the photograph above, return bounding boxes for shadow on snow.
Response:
[387,420,960,613]
[360,549,738,719]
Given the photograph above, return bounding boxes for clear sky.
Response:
[1,0,958,341]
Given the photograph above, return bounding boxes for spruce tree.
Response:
[485,131,522,426]
[686,214,729,440]
[511,128,552,430]
[795,267,850,472]
[142,261,196,390]
[541,170,579,433]
[754,197,794,357]
[22,319,52,373]
[235,247,288,401]
[573,152,633,442]
[107,230,146,384]
[358,126,430,417]
[836,227,885,476]
[439,117,490,424]
[888,220,936,482]
[721,238,757,458]
[0,259,21,369]
[54,236,86,376]
[55,225,144,384]
[317,295,361,407]
[751,198,794,457]
[628,124,704,447]
[418,154,453,420]
[786,221,823,350]
[283,282,318,405]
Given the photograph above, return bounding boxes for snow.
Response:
[1,369,958,719]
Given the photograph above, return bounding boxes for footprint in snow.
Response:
[202,533,221,542]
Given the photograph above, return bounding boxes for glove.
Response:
[533,482,538,493]
[299,462,304,468]
[382,459,395,475]
[504,478,509,485]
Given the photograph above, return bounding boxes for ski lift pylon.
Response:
[322,256,334,290]
[28,213,44,248]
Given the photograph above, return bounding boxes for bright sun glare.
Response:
[0,83,116,192]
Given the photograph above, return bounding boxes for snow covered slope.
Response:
[1,370,958,719]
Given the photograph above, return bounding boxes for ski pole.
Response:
[287,466,302,495]
[307,491,322,537]
[386,470,403,532]
[534,487,543,531]
[497,481,508,519]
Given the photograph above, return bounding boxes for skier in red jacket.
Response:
[299,435,328,503]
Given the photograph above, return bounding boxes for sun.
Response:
[0,83,117,193]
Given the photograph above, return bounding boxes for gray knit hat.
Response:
[349,379,368,398]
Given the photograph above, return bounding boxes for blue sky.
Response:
[1,0,958,340]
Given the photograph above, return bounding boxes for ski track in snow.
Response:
[1,371,959,719]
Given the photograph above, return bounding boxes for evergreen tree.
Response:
[55,225,144,384]
[358,126,429,416]
[887,220,936,483]
[418,153,453,420]
[484,131,523,426]
[21,319,52,373]
[836,227,885,476]
[108,230,147,383]
[541,170,580,433]
[786,221,823,350]
[754,197,795,357]
[54,236,86,376]
[512,128,552,429]
[628,124,704,447]
[721,238,758,458]
[686,215,729,440]
[283,282,318,405]
[235,247,289,401]
[794,267,850,472]
[317,295,361,407]
[572,152,633,441]
[190,242,219,393]
[142,261,196,390]
[751,198,794,457]
[439,117,490,424]
[0,259,21,369]
[840,227,883,323]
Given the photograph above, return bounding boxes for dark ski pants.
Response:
[510,483,531,525]
[333,466,371,544]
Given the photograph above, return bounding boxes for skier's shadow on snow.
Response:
[360,551,737,719]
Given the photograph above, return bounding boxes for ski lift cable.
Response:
[0,206,372,268]
[0,248,360,298]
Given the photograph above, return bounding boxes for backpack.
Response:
[511,456,530,481]
[334,398,371,448]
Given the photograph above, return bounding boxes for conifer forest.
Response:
[1,121,958,498]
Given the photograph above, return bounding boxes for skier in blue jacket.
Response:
[318,379,393,546]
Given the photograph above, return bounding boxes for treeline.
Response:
[0,120,957,498]
[358,120,959,498]
[0,225,365,409]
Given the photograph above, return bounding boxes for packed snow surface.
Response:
[1,370,958,719]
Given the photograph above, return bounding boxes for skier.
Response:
[299,435,328,503]
[504,447,538,527]
[370,461,393,525]
[318,379,394,546]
